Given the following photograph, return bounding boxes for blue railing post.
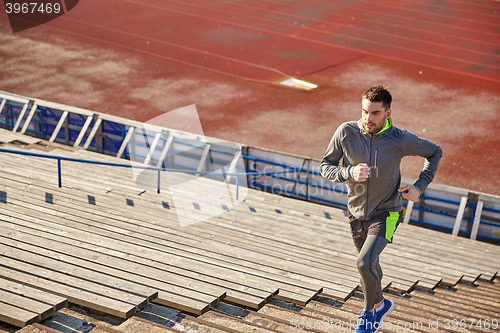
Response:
[9,104,14,129]
[42,109,45,139]
[57,158,62,188]
[253,160,256,189]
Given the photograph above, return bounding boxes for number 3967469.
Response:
[5,2,62,14]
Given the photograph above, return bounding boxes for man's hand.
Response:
[352,163,370,182]
[398,185,420,202]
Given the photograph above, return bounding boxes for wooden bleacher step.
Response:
[1,187,338,304]
[0,278,66,328]
[0,147,136,195]
[13,280,498,333]
[222,202,479,284]
[234,203,486,287]
[0,257,144,320]
[0,243,158,302]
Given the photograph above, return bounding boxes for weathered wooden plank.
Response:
[0,265,137,319]
[0,228,221,308]
[0,301,38,327]
[0,241,160,302]
[0,250,150,307]
[0,289,53,321]
[0,278,67,312]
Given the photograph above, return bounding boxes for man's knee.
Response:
[357,256,372,274]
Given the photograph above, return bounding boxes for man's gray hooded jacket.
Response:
[321,118,442,220]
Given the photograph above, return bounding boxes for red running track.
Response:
[43,0,500,84]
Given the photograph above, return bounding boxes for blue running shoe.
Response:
[355,309,377,333]
[373,299,395,333]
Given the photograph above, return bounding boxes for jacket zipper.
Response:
[365,136,373,217]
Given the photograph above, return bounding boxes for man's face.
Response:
[362,99,391,134]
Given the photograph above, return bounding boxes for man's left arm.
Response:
[399,132,443,202]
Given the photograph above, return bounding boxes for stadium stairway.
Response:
[10,279,500,333]
[0,129,499,332]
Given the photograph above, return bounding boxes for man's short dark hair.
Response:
[363,85,392,110]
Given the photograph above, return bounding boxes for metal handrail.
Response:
[243,154,321,176]
[0,148,297,200]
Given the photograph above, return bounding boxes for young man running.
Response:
[320,86,442,333]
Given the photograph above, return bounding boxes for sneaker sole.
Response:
[373,300,395,333]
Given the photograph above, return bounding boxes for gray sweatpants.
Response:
[355,234,388,310]
[349,210,401,310]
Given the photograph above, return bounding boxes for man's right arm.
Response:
[320,126,353,182]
